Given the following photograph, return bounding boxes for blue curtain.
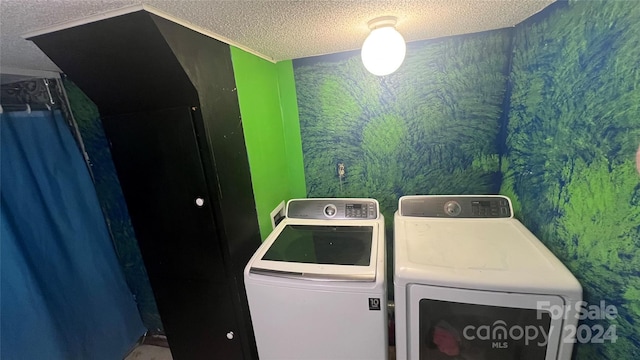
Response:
[1,110,145,359]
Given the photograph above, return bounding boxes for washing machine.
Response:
[245,198,388,360]
[394,195,582,360]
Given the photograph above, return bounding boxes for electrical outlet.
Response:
[270,201,286,230]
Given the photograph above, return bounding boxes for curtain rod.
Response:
[1,77,61,114]
[0,103,56,114]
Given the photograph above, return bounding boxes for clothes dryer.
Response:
[394,195,581,360]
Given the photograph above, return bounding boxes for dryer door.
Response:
[407,284,566,360]
[250,222,378,281]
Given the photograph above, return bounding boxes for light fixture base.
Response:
[367,16,397,30]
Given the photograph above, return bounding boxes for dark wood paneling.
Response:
[152,278,242,359]
[32,11,262,360]
[152,16,261,359]
[103,107,242,358]
[152,15,261,275]
[30,12,198,115]
[102,107,226,280]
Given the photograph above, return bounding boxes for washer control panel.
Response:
[287,198,379,220]
[399,195,512,218]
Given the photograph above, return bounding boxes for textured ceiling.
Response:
[0,0,554,73]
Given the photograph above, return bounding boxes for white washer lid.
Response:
[250,218,381,281]
[394,215,582,295]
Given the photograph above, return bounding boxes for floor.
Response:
[124,345,394,360]
[124,345,173,360]
[123,336,395,360]
[124,335,172,360]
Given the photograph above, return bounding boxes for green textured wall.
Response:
[502,1,640,358]
[293,31,511,225]
[276,60,307,199]
[231,48,306,240]
[291,0,640,358]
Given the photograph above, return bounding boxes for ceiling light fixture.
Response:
[361,16,406,76]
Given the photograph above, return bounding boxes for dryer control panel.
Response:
[287,198,379,220]
[399,195,512,218]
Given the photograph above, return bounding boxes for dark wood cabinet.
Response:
[103,107,252,359]
[30,10,261,360]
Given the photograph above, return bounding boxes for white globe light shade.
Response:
[361,26,406,76]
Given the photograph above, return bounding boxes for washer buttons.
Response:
[324,204,337,217]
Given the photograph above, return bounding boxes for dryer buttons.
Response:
[444,200,462,217]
